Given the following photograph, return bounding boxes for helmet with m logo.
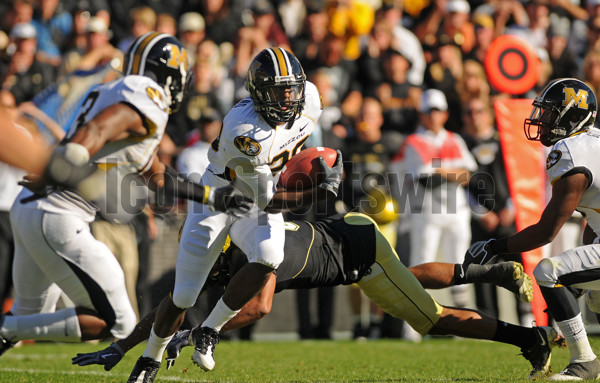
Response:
[525,78,597,146]
[124,32,191,113]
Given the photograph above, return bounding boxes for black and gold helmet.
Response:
[524,78,597,146]
[123,32,191,113]
[246,47,306,125]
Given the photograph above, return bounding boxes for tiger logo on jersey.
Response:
[546,150,562,169]
[146,86,169,112]
[234,136,262,156]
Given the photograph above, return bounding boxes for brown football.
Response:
[278,147,338,190]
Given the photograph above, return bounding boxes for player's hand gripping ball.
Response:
[278,147,340,190]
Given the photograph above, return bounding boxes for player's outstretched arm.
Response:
[143,157,253,216]
[72,308,157,370]
[0,106,51,175]
[41,103,146,193]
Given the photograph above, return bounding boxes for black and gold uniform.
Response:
[229,212,444,335]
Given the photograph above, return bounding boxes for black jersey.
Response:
[228,214,377,292]
[232,215,375,292]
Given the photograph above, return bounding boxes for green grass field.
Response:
[0,336,588,382]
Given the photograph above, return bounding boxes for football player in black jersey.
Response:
[73,213,563,379]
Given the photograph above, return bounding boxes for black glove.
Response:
[71,343,124,371]
[166,329,191,370]
[206,184,254,217]
[318,150,343,197]
[464,239,498,267]
[19,174,50,203]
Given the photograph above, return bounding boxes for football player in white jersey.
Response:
[0,33,252,359]
[465,78,600,380]
[127,47,342,382]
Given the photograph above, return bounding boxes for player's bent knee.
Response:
[533,258,559,287]
[172,287,198,309]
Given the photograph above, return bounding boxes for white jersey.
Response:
[207,81,322,208]
[546,128,600,235]
[38,75,170,218]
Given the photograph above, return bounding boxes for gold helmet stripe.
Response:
[272,47,288,77]
[130,32,162,75]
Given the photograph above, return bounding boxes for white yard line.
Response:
[0,368,204,382]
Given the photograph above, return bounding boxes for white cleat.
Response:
[190,326,219,371]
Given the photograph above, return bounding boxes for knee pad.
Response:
[533,258,559,288]
[111,305,137,339]
[172,286,198,309]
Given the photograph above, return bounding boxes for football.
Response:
[278,147,339,190]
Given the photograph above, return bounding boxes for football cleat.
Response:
[492,262,534,303]
[127,356,161,383]
[166,329,191,370]
[0,316,14,357]
[191,326,219,371]
[521,326,566,379]
[0,334,13,357]
[549,358,600,381]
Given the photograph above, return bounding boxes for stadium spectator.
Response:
[378,3,426,87]
[548,19,579,80]
[414,0,475,55]
[424,34,464,133]
[456,60,491,104]
[200,0,243,47]
[277,0,307,39]
[177,12,205,66]
[30,0,72,66]
[61,16,120,75]
[1,22,56,104]
[582,49,600,96]
[304,33,362,119]
[116,6,156,53]
[464,13,496,63]
[155,13,176,36]
[375,47,420,135]
[325,0,375,61]
[233,0,290,84]
[390,89,476,341]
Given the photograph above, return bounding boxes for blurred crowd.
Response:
[0,0,596,340]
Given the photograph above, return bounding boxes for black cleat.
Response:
[521,326,566,379]
[127,356,161,383]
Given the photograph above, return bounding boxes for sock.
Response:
[492,320,535,349]
[142,326,173,362]
[1,307,82,342]
[557,314,597,363]
[201,298,241,332]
